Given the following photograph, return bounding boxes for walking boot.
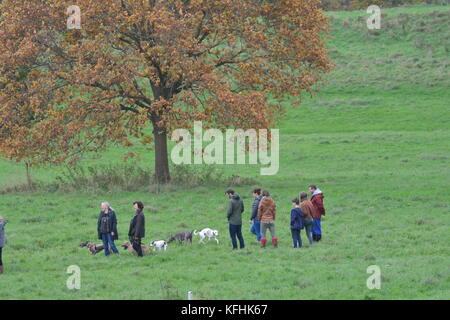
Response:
[260,238,267,248]
[272,238,278,248]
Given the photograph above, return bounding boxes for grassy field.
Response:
[0,5,449,300]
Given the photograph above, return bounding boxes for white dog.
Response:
[150,240,168,251]
[194,228,219,244]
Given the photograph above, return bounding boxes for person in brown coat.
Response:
[309,185,326,242]
[299,192,314,245]
[257,190,277,248]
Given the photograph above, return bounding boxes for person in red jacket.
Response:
[309,185,326,242]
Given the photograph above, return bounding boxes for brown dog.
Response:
[79,241,104,255]
[121,241,151,255]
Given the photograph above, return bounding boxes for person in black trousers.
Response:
[128,201,145,257]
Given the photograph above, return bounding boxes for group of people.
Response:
[225,185,326,249]
[97,184,326,256]
[0,185,326,274]
[96,201,146,257]
[0,201,147,274]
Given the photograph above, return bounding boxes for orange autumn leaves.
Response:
[0,0,332,179]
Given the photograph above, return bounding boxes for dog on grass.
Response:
[167,230,193,245]
[194,228,219,244]
[79,241,104,255]
[150,240,168,251]
[121,241,151,255]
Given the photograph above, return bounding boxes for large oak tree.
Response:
[0,0,332,184]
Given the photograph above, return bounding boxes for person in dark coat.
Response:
[249,188,263,242]
[226,189,245,250]
[290,198,304,248]
[0,216,7,274]
[128,201,145,257]
[97,202,119,256]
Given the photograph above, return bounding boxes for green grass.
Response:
[0,5,449,300]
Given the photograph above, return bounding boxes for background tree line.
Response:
[319,0,448,11]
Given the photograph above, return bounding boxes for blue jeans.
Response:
[101,233,119,256]
[291,229,302,248]
[250,220,261,241]
[229,224,245,249]
[312,218,322,236]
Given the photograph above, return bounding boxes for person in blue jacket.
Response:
[290,198,304,248]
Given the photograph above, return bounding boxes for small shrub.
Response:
[0,163,152,194]
[1,163,261,194]
[170,165,258,188]
[55,163,152,192]
[227,174,259,187]
[170,164,225,187]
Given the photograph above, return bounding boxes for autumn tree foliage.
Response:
[0,0,332,184]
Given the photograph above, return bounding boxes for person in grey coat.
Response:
[0,216,7,274]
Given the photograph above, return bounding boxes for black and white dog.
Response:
[194,228,219,244]
[150,240,168,251]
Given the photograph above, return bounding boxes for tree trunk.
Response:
[153,123,171,184]
[150,86,173,185]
